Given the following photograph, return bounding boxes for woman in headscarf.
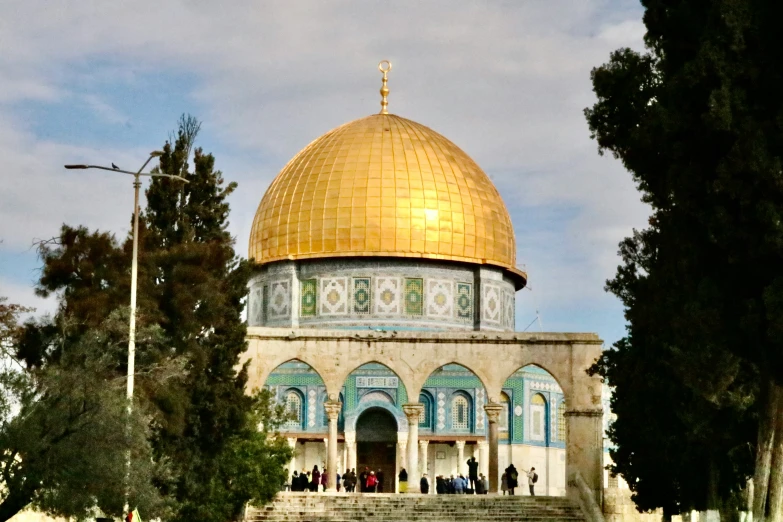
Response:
[311,465,321,492]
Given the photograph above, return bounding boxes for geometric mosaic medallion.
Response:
[503,290,515,328]
[268,280,291,319]
[374,277,401,314]
[426,279,453,317]
[352,277,371,314]
[320,277,348,315]
[482,284,500,323]
[404,277,424,316]
[300,279,317,317]
[456,282,473,319]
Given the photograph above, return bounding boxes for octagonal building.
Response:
[242,64,605,501]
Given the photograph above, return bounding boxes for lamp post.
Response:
[65,154,188,404]
[66,152,187,515]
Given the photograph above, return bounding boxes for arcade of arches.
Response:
[242,328,604,501]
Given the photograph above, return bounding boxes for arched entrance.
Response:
[356,407,398,492]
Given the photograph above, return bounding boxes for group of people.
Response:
[500,464,539,496]
[286,458,539,495]
[289,465,329,492]
[344,467,385,492]
[289,466,387,493]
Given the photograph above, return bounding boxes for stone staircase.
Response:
[245,493,586,522]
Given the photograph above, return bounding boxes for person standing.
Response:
[311,466,321,492]
[475,473,484,495]
[466,456,479,492]
[321,468,328,491]
[500,471,508,495]
[336,471,342,492]
[482,473,490,495]
[505,464,518,495]
[527,467,538,496]
[366,471,378,492]
[435,475,445,495]
[398,468,408,493]
[454,474,465,494]
[376,468,385,493]
[359,467,369,493]
[420,474,430,494]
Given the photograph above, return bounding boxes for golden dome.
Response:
[249,113,526,286]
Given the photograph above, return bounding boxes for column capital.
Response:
[484,402,504,424]
[402,403,425,421]
[344,431,356,444]
[324,400,342,421]
[477,440,488,449]
[286,437,298,448]
[455,440,466,450]
[419,439,429,448]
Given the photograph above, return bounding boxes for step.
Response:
[245,493,587,522]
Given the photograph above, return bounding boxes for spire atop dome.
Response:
[378,60,392,114]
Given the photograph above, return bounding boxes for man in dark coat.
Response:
[376,469,385,492]
[359,467,370,493]
[421,474,430,494]
[435,475,445,494]
[467,456,479,492]
[505,464,519,495]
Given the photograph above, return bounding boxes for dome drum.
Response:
[247,257,516,332]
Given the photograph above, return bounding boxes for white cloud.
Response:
[0,0,649,342]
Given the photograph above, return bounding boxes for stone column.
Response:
[455,440,465,476]
[397,432,408,493]
[345,431,357,473]
[324,400,342,491]
[419,440,430,480]
[478,440,489,478]
[566,408,604,505]
[397,432,408,470]
[484,403,503,494]
[287,437,298,476]
[403,403,424,493]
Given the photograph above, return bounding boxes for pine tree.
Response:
[142,115,288,521]
[585,2,783,519]
[21,115,290,521]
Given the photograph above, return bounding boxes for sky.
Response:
[0,0,650,347]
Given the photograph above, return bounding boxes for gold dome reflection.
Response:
[249,113,525,285]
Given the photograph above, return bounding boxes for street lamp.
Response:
[65,153,188,404]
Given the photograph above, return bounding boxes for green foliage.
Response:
[0,306,172,522]
[585,0,783,515]
[8,114,291,521]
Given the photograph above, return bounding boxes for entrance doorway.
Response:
[356,407,398,493]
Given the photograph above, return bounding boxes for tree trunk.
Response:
[705,455,721,522]
[767,382,783,522]
[753,377,779,521]
[0,490,33,522]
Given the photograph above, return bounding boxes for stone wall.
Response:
[603,487,663,522]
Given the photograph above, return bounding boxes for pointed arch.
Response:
[263,359,326,433]
[341,361,409,414]
[418,363,488,434]
[418,390,434,429]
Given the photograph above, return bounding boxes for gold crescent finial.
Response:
[378,60,392,114]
